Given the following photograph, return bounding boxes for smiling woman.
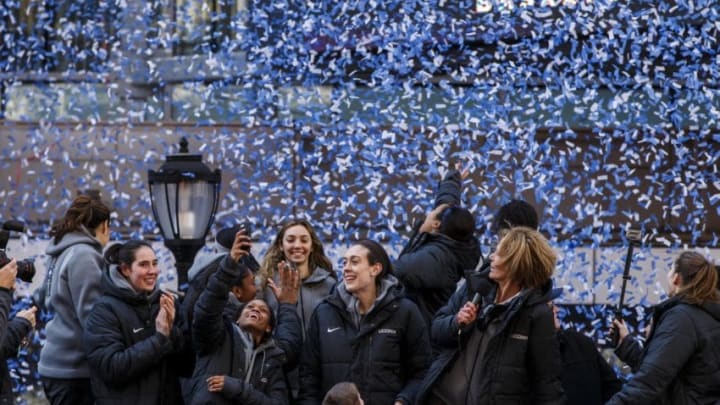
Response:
[299,239,432,405]
[82,240,186,405]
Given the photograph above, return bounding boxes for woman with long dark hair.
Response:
[84,240,184,404]
[299,239,431,405]
[607,251,720,404]
[38,195,111,405]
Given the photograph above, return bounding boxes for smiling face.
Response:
[342,244,381,295]
[238,299,272,336]
[281,224,313,267]
[120,246,159,293]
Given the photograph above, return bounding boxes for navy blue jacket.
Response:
[298,278,431,405]
[607,295,720,405]
[417,270,565,405]
[189,256,290,405]
[84,268,185,405]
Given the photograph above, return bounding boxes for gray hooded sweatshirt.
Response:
[38,228,104,379]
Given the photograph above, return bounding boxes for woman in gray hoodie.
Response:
[38,195,111,405]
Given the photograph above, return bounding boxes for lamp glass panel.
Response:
[176,181,216,239]
[150,182,178,239]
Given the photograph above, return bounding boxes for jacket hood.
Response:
[187,252,225,281]
[45,227,102,256]
[657,295,720,323]
[701,301,720,321]
[304,267,336,285]
[466,268,554,306]
[102,264,161,305]
[333,274,404,327]
[427,233,482,270]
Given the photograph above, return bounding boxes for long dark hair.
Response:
[104,240,154,269]
[51,195,111,244]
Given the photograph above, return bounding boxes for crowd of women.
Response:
[0,173,719,404]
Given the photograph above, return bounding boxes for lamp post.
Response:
[148,137,221,290]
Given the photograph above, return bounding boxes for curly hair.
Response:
[259,219,334,289]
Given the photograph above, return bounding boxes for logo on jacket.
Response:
[327,326,342,333]
[377,328,397,335]
[132,327,144,334]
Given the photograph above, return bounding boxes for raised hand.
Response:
[268,261,300,305]
[229,230,252,263]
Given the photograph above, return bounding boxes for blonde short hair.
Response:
[496,226,557,289]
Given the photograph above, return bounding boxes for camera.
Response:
[0,220,36,283]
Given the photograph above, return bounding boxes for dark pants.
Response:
[41,377,94,405]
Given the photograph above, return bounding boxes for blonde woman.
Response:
[418,226,564,405]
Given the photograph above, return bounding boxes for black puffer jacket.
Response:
[395,168,482,324]
[606,295,720,405]
[298,277,431,405]
[83,267,185,405]
[395,233,481,324]
[189,256,289,405]
[557,329,620,405]
[417,270,565,405]
[0,289,32,405]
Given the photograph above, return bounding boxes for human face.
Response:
[489,246,510,284]
[120,246,159,293]
[282,225,312,267]
[96,220,111,247]
[342,245,380,295]
[231,272,258,303]
[238,299,272,335]
[666,267,680,296]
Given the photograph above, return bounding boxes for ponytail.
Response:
[51,195,111,244]
[674,251,719,305]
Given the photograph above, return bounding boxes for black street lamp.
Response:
[148,137,221,290]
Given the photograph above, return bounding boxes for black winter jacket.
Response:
[0,289,32,405]
[298,278,432,405]
[395,168,482,324]
[557,329,620,405]
[395,233,481,324]
[417,270,565,405]
[83,268,185,405]
[606,295,720,405]
[183,254,302,369]
[189,256,289,405]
